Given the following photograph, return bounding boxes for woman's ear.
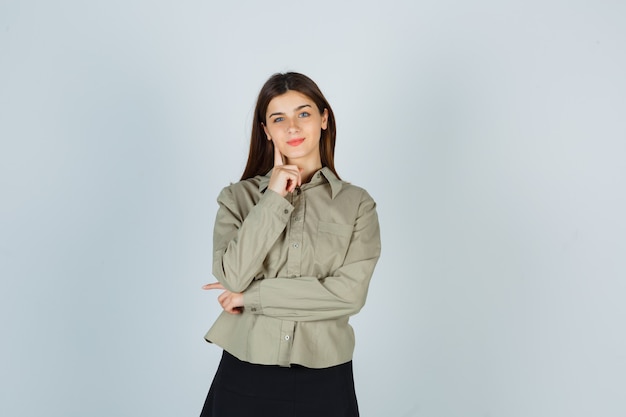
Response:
[321,109,329,130]
[262,123,271,140]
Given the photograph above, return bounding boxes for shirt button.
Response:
[251,308,257,312]
[284,335,290,341]
[283,209,289,214]
[293,243,299,248]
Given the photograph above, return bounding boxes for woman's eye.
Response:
[299,112,310,118]
[273,117,284,123]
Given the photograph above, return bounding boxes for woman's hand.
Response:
[267,143,302,197]
[202,282,244,314]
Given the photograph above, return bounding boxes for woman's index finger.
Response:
[202,282,225,290]
[274,143,284,166]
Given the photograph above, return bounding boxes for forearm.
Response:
[242,257,379,322]
[213,188,293,292]
[241,190,382,321]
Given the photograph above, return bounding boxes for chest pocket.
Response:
[314,221,354,274]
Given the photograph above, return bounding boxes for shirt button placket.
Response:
[278,321,295,365]
[287,190,304,278]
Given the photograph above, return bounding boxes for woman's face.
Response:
[263,90,328,168]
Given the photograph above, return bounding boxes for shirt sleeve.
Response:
[242,190,381,321]
[212,186,293,293]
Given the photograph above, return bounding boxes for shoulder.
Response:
[328,181,378,222]
[217,176,265,206]
[336,181,377,204]
[223,176,264,193]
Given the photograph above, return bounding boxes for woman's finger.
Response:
[273,142,284,167]
[218,291,229,304]
[202,282,225,290]
[268,164,301,197]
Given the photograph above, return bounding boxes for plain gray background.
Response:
[1,1,625,416]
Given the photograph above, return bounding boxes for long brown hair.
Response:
[240,72,339,181]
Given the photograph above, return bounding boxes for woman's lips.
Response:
[286,138,305,146]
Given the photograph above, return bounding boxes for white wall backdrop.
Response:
[1,1,625,416]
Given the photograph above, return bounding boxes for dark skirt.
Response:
[200,350,360,417]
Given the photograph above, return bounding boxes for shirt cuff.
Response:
[243,280,263,314]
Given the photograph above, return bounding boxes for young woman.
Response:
[200,72,381,417]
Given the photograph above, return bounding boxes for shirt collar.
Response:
[259,166,343,199]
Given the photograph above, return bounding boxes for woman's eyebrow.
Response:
[268,104,312,119]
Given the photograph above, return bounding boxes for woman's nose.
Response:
[287,118,299,132]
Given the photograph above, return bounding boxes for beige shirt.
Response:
[204,167,381,368]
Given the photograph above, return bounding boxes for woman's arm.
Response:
[241,191,381,321]
[212,185,293,293]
